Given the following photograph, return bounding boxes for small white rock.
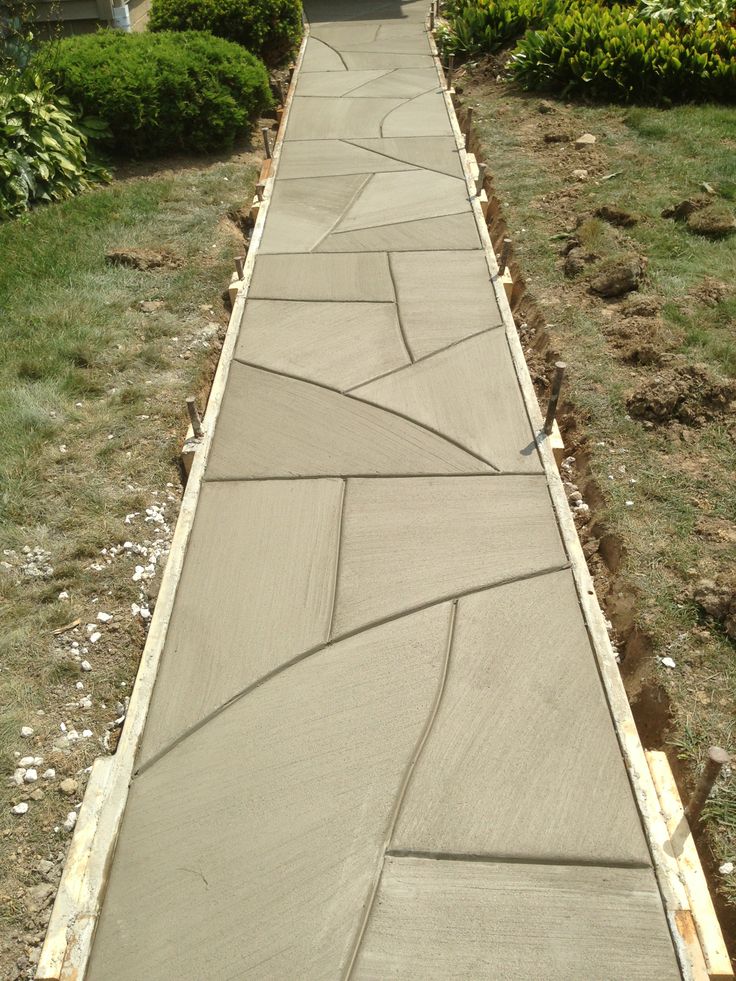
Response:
[80,660,92,672]
[79,697,92,710]
[75,681,84,690]
[58,591,69,600]
[625,500,634,508]
[42,768,56,780]
[719,862,734,875]
[97,612,112,623]
[12,802,29,815]
[20,726,34,738]
[89,632,101,644]
[63,811,77,831]
[661,656,676,669]
[82,729,93,738]
[24,769,38,783]
[12,768,26,786]
[19,756,35,767]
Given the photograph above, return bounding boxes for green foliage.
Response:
[148,0,303,65]
[46,31,272,158]
[437,0,561,55]
[511,3,736,102]
[0,75,108,221]
[636,0,733,27]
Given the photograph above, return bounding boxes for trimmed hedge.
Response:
[46,31,272,158]
[148,0,303,65]
[1,76,108,220]
[511,3,736,102]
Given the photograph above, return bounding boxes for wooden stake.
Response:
[262,126,272,159]
[186,397,204,439]
[475,162,487,196]
[429,5,435,28]
[685,746,730,826]
[465,106,473,137]
[255,182,265,202]
[498,236,512,271]
[234,256,244,279]
[544,362,566,436]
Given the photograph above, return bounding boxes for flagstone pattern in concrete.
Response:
[86,1,682,978]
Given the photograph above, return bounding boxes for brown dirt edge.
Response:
[460,102,736,963]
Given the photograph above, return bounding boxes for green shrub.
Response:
[148,0,302,65]
[636,0,734,27]
[511,3,736,102]
[46,31,272,158]
[0,75,108,220]
[437,0,562,55]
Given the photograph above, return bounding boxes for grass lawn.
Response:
[462,68,736,941]
[0,147,258,976]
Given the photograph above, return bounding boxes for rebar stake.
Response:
[685,746,730,826]
[186,397,204,439]
[262,126,272,159]
[544,362,566,436]
[446,54,455,90]
[498,236,512,271]
[429,5,435,28]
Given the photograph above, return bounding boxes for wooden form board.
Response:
[647,751,734,980]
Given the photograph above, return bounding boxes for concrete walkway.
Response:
[86,2,680,978]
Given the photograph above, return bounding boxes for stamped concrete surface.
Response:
[87,0,681,977]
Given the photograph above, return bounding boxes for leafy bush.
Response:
[0,75,108,220]
[148,0,303,65]
[46,31,272,158]
[437,0,561,55]
[511,3,736,102]
[636,0,733,27]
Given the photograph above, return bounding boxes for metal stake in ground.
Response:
[429,5,435,29]
[465,106,473,139]
[186,397,204,439]
[685,746,730,826]
[262,127,272,160]
[544,362,566,436]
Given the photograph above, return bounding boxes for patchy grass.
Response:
[463,70,736,932]
[0,146,258,976]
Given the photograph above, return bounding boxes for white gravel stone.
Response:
[12,802,29,815]
[97,612,112,623]
[80,660,92,672]
[19,756,35,767]
[661,656,676,670]
[20,726,34,738]
[24,769,38,783]
[13,768,26,786]
[63,811,77,831]
[42,769,56,780]
[89,632,101,644]
[719,862,734,875]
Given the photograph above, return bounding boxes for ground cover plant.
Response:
[148,0,303,65]
[461,69,736,945]
[439,0,736,102]
[46,30,272,158]
[0,147,259,978]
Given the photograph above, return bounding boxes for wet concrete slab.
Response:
[206,365,492,479]
[352,858,681,980]
[393,569,651,865]
[352,330,542,472]
[84,0,681,974]
[332,475,565,635]
[89,606,453,981]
